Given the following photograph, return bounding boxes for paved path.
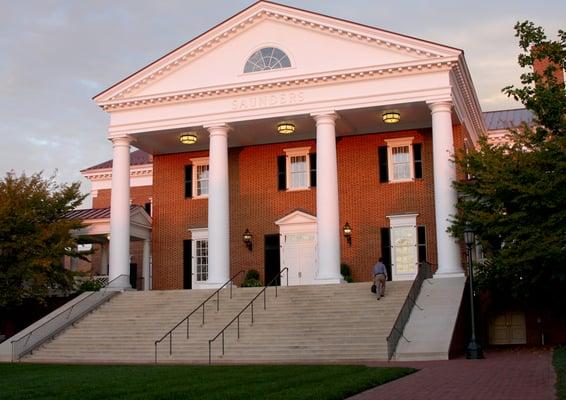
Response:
[349,348,556,400]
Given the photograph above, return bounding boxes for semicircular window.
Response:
[244,47,291,73]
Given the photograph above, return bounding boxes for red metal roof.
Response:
[65,205,142,221]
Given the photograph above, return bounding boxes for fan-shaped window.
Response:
[244,47,291,73]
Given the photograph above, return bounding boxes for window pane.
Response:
[244,47,291,73]
[196,165,209,196]
[392,146,410,180]
[196,240,208,281]
[290,155,307,189]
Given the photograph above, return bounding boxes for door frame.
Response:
[275,210,317,286]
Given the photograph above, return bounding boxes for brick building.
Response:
[87,1,485,291]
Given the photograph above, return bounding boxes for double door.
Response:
[282,232,316,286]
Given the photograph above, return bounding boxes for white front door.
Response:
[283,232,316,285]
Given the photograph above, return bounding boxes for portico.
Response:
[94,1,484,289]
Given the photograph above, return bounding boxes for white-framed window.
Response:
[190,228,209,283]
[244,47,291,73]
[387,214,418,280]
[284,147,310,190]
[191,157,209,198]
[385,137,414,182]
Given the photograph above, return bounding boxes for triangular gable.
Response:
[275,210,317,226]
[94,1,461,105]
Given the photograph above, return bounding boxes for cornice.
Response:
[99,59,457,112]
[82,164,153,181]
[96,4,458,106]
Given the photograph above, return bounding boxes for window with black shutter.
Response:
[184,165,193,198]
[277,155,286,191]
[378,146,388,183]
[417,226,427,263]
[413,143,423,179]
[183,239,192,289]
[309,153,316,188]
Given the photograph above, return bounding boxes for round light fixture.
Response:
[382,112,401,124]
[179,133,198,144]
[277,121,296,135]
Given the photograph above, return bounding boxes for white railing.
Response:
[11,274,126,362]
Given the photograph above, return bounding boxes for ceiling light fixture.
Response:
[179,133,198,144]
[277,121,296,135]
[382,112,401,124]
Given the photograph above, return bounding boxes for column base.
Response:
[106,275,132,290]
[434,271,465,279]
[314,275,342,285]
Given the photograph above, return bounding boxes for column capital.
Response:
[204,123,231,136]
[311,111,338,124]
[109,135,133,146]
[427,101,453,114]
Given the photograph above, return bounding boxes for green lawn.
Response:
[0,363,415,400]
[556,346,566,400]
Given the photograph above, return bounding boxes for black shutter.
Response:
[183,240,192,289]
[310,153,316,188]
[413,143,423,179]
[378,146,389,183]
[277,155,286,191]
[380,227,392,281]
[184,165,193,198]
[417,226,427,263]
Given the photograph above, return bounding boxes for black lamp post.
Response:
[464,226,484,359]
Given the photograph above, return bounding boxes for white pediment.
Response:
[275,210,317,226]
[95,1,461,105]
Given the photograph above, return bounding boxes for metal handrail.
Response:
[11,273,128,361]
[386,262,434,360]
[154,269,245,363]
[208,267,289,364]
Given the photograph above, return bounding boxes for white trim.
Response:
[385,137,414,182]
[188,227,209,287]
[189,227,208,240]
[283,146,311,190]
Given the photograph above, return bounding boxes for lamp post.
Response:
[464,226,484,359]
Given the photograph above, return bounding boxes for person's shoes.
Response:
[376,297,380,300]
[381,294,385,298]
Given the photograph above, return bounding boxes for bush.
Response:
[341,263,354,283]
[78,279,104,292]
[241,269,263,287]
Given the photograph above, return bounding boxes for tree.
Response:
[451,22,566,307]
[0,171,88,310]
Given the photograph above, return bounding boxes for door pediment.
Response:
[275,210,317,227]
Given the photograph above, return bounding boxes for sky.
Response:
[1,0,564,206]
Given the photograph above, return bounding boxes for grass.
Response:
[0,363,415,400]
[556,346,566,400]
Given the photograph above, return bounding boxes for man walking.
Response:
[373,257,388,299]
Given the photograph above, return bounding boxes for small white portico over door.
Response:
[275,210,317,286]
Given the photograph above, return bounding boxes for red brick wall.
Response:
[152,127,462,289]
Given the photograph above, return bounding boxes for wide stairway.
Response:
[24,281,411,364]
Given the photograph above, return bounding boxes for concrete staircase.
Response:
[24,281,411,364]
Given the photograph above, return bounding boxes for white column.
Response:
[312,112,342,283]
[429,101,463,276]
[109,136,132,288]
[142,239,151,291]
[205,124,230,286]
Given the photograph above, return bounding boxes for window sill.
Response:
[285,187,312,192]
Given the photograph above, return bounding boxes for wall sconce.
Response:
[382,111,401,124]
[179,133,198,144]
[277,121,296,135]
[342,222,352,246]
[242,228,253,251]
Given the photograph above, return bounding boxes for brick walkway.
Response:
[349,347,556,400]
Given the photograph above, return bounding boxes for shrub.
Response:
[241,269,263,287]
[341,263,354,283]
[78,279,104,292]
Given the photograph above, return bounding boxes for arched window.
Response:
[244,47,291,73]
